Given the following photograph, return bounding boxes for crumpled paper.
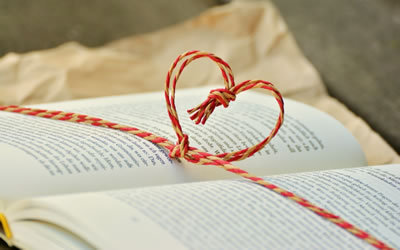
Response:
[0,1,398,165]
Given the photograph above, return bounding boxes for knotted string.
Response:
[0,51,392,249]
[188,87,236,124]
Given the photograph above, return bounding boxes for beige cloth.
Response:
[0,1,398,165]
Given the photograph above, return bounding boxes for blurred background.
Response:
[0,0,399,151]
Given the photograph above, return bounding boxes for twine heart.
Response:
[165,50,284,163]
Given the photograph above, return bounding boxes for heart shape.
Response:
[164,50,284,163]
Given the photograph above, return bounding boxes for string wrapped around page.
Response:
[0,51,393,249]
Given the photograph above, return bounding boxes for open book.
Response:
[0,87,399,249]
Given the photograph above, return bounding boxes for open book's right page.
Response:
[7,164,399,249]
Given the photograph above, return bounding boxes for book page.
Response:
[6,164,399,249]
[0,87,366,199]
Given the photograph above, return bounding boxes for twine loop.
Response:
[165,50,284,163]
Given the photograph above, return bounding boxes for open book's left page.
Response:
[0,87,366,200]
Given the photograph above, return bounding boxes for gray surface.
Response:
[270,0,400,152]
[0,0,216,55]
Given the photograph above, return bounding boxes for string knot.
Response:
[169,134,189,158]
[187,88,236,124]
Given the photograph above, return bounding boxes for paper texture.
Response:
[0,1,398,165]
